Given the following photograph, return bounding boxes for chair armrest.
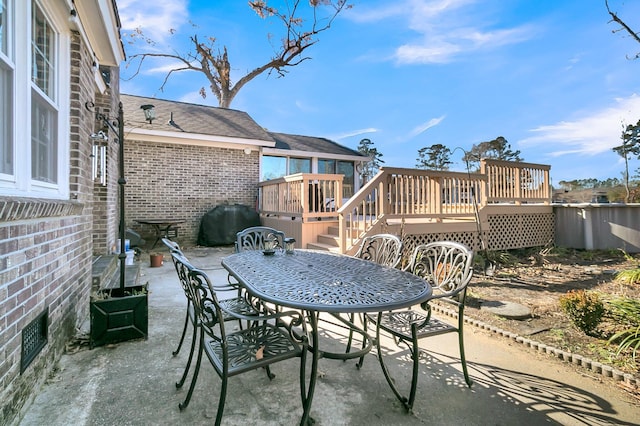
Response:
[218,303,304,325]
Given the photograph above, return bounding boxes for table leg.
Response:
[150,224,162,250]
[300,311,319,425]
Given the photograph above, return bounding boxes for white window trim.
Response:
[0,0,70,199]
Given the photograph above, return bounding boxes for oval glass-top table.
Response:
[222,249,432,424]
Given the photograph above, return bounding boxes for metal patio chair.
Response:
[366,241,474,412]
[163,239,259,391]
[233,226,287,312]
[162,238,189,357]
[173,253,309,425]
[235,226,286,252]
[344,234,403,361]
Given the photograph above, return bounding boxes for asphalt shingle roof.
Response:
[120,94,274,142]
[120,94,366,158]
[268,132,364,157]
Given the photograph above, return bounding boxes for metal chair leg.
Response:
[375,315,410,410]
[172,304,190,356]
[406,323,420,412]
[176,320,198,389]
[457,311,473,387]
[214,373,228,426]
[178,329,204,410]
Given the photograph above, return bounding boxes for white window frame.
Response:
[0,0,70,199]
[0,0,14,178]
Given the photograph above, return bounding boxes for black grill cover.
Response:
[197,204,261,246]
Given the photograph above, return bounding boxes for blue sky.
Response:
[118,0,640,186]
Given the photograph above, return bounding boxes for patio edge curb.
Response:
[430,303,639,389]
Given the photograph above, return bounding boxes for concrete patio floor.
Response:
[18,246,639,425]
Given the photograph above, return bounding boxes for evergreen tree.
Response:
[416,144,452,170]
[462,136,522,172]
[357,138,384,183]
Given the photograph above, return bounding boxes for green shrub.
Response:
[559,290,605,335]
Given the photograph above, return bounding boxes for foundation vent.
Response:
[21,307,49,374]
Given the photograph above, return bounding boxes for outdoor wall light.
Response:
[140,104,155,124]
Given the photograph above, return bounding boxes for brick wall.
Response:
[0,32,97,425]
[124,140,260,247]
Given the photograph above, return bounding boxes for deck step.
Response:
[307,242,342,253]
[326,225,360,239]
[317,233,339,247]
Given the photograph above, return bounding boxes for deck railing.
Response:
[337,167,487,250]
[481,159,551,204]
[258,160,551,252]
[258,173,344,221]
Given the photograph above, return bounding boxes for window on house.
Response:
[289,157,310,174]
[317,159,335,174]
[31,2,57,184]
[261,155,287,181]
[0,0,6,52]
[0,0,68,197]
[337,161,354,197]
[0,0,12,176]
[318,158,355,197]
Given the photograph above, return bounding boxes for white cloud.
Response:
[520,94,640,157]
[396,41,461,64]
[408,116,445,138]
[295,100,319,113]
[139,60,193,76]
[354,0,536,64]
[332,128,379,140]
[178,91,215,106]
[118,0,189,44]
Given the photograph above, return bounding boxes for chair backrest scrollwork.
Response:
[403,241,474,299]
[354,234,403,269]
[235,226,286,252]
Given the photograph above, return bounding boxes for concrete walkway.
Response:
[19,246,639,425]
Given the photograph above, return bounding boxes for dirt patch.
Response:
[462,248,640,381]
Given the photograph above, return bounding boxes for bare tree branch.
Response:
[124,0,351,108]
[606,0,640,60]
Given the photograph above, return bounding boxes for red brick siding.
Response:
[124,140,260,246]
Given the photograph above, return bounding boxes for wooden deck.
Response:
[259,160,552,255]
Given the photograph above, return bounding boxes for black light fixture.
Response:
[140,104,155,124]
[86,101,127,293]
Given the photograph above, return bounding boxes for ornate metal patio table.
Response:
[222,249,432,425]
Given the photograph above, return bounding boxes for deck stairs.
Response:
[307,225,342,252]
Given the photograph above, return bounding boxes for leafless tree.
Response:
[606,0,640,59]
[125,1,351,108]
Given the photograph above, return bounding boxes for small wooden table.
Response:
[135,219,185,249]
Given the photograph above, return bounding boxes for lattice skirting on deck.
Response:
[403,212,554,254]
[486,212,554,250]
